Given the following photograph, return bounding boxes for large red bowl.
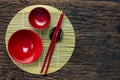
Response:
[8,29,43,64]
[29,7,51,29]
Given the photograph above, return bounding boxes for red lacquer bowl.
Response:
[29,7,51,29]
[8,29,43,64]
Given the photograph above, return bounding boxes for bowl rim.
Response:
[28,7,51,30]
[8,29,43,64]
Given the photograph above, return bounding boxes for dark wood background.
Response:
[0,0,120,80]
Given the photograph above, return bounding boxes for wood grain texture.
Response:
[0,0,120,80]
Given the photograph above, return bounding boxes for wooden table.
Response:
[0,0,120,80]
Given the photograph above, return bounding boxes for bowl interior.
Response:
[8,29,43,64]
[29,7,51,29]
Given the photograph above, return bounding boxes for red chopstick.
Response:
[40,13,64,74]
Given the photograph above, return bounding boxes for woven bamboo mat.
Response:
[5,5,75,74]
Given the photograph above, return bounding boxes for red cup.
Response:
[8,29,43,64]
[29,7,51,30]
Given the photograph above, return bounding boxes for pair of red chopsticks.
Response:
[40,12,64,74]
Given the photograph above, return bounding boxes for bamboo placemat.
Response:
[5,5,75,74]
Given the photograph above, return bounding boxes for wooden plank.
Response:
[0,0,120,80]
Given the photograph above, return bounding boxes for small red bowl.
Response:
[8,29,43,64]
[29,7,51,30]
